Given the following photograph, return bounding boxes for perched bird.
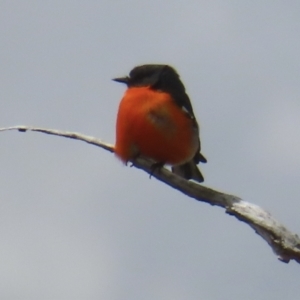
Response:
[113,64,207,182]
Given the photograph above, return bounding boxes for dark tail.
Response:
[171,153,207,183]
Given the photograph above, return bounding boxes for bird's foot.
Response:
[149,162,165,178]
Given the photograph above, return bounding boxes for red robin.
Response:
[113,64,206,182]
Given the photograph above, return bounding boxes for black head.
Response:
[113,64,186,94]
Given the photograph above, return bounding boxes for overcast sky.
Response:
[0,1,300,299]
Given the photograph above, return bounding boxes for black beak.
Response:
[112,76,129,84]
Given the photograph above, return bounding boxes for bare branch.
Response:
[0,125,114,152]
[1,125,300,264]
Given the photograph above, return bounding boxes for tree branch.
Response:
[1,125,300,264]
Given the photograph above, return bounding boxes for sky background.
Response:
[0,1,300,299]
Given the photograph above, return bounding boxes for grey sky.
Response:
[0,1,299,299]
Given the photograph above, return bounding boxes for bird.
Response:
[113,64,207,182]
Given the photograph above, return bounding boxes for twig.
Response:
[1,125,300,264]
